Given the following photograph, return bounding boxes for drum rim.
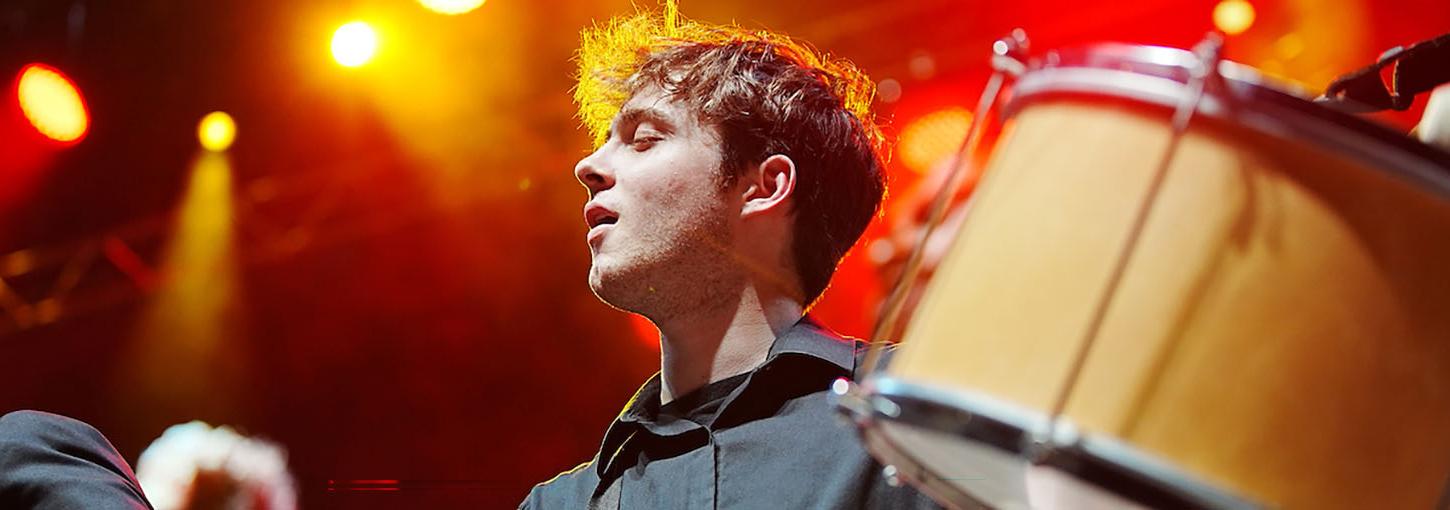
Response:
[1003,43,1450,201]
[847,375,1262,510]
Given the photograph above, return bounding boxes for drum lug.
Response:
[881,464,903,488]
[1023,418,1083,465]
[830,377,870,424]
[991,28,1031,76]
[830,377,900,425]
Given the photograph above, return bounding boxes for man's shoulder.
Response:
[0,410,153,510]
[519,458,599,509]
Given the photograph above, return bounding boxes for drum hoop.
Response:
[853,376,1262,510]
[1003,44,1450,201]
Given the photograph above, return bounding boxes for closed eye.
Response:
[630,135,662,151]
[610,107,675,152]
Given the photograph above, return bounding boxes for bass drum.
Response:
[847,43,1450,509]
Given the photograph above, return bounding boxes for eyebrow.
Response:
[606,106,676,141]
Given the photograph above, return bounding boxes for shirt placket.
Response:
[699,427,719,510]
[624,418,715,510]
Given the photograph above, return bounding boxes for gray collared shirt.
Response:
[520,317,941,509]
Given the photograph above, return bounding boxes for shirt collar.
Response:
[593,314,861,479]
[763,315,858,373]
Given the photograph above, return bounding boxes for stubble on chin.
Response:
[586,212,741,322]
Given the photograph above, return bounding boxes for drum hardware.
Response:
[832,375,1259,509]
[1044,32,1221,433]
[882,464,903,488]
[1318,32,1450,113]
[1416,84,1450,151]
[863,28,1030,376]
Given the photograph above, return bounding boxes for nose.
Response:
[574,148,615,198]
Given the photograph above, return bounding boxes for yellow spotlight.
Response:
[123,150,245,415]
[16,63,89,143]
[418,0,485,15]
[197,111,237,152]
[331,21,378,68]
[899,107,972,174]
[1213,0,1256,36]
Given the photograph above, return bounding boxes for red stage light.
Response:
[15,63,89,144]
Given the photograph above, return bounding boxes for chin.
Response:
[587,262,631,308]
[588,260,663,316]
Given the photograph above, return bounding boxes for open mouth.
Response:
[584,204,619,230]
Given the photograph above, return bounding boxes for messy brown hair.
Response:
[575,6,887,306]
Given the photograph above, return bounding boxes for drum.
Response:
[838,43,1450,509]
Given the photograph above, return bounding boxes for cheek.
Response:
[616,138,732,230]
[638,154,700,196]
[628,174,713,222]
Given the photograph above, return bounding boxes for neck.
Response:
[654,282,803,405]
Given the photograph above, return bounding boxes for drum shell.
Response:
[889,94,1450,509]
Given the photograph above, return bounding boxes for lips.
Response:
[584,203,619,248]
[584,202,619,229]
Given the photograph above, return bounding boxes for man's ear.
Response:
[741,154,796,218]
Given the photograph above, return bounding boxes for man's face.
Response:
[574,87,743,318]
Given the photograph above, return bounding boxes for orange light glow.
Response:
[898,107,972,173]
[1213,0,1256,36]
[16,63,89,143]
[418,0,485,15]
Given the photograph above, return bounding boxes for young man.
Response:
[520,10,940,509]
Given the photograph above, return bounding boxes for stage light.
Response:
[125,150,243,417]
[418,0,485,15]
[197,111,236,152]
[16,63,89,143]
[899,107,972,174]
[1213,0,1256,36]
[331,21,378,68]
[877,78,902,104]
